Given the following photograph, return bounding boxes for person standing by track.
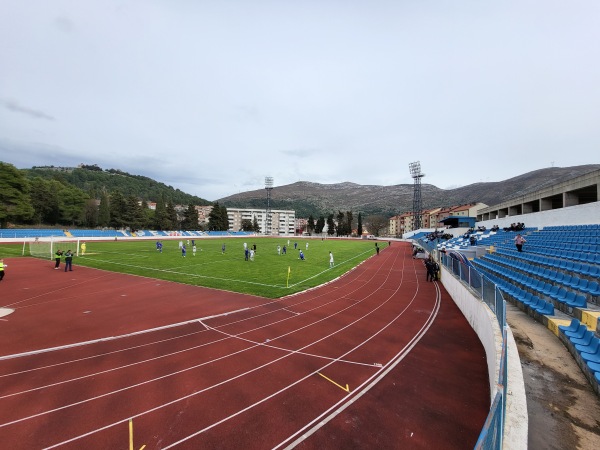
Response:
[64,250,73,272]
[54,249,63,269]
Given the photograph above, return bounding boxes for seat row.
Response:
[496,242,600,265]
[476,266,554,316]
[559,320,600,385]
[544,224,600,231]
[484,253,600,298]
[473,258,588,309]
[494,248,600,279]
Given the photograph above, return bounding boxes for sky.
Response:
[1,1,598,201]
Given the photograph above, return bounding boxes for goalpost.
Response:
[27,237,80,259]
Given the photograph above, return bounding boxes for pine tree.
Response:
[357,212,363,237]
[315,216,325,234]
[220,204,229,230]
[109,190,127,229]
[346,211,353,236]
[182,204,199,230]
[166,201,178,229]
[154,193,169,230]
[336,211,345,236]
[327,214,336,236]
[208,202,223,231]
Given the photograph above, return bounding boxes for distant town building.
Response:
[227,208,295,235]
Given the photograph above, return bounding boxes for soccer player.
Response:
[81,242,87,255]
[192,245,197,256]
[329,252,334,268]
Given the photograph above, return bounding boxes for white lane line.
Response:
[43,247,418,448]
[0,308,249,361]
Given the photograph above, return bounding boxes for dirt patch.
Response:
[506,304,600,449]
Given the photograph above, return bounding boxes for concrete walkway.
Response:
[506,304,600,449]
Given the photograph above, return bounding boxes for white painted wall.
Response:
[477,201,600,230]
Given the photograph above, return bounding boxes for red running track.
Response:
[0,242,489,449]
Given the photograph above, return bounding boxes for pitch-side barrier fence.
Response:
[420,240,508,450]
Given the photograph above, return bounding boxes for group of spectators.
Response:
[504,222,525,232]
[423,230,453,243]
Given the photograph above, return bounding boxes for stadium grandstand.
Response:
[412,168,600,448]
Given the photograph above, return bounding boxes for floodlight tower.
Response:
[409,161,425,231]
[265,176,274,235]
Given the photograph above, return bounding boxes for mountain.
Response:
[218,165,600,218]
[23,165,210,205]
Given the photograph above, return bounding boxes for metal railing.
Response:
[420,239,508,449]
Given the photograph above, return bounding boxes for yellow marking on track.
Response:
[129,418,146,450]
[318,372,350,393]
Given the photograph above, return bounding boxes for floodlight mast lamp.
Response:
[408,162,425,231]
[265,177,274,235]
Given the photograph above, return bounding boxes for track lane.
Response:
[0,243,483,449]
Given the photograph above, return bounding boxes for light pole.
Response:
[265,177,273,235]
[409,162,425,231]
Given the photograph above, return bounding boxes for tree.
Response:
[109,190,127,229]
[29,177,60,224]
[315,216,325,234]
[208,202,228,231]
[307,215,315,235]
[357,212,363,237]
[166,201,178,229]
[83,198,99,227]
[365,214,388,237]
[336,211,345,236]
[153,193,169,230]
[252,215,260,233]
[140,199,153,229]
[346,211,353,236]
[98,191,110,227]
[0,162,34,227]
[240,218,253,232]
[220,204,229,231]
[125,195,145,232]
[326,214,336,236]
[182,204,199,230]
[58,184,88,226]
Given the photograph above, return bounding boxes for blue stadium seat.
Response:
[580,347,600,364]
[582,281,600,297]
[535,301,554,315]
[578,337,600,355]
[565,294,587,308]
[570,330,594,347]
[564,323,588,339]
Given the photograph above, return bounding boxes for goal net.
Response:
[28,238,79,259]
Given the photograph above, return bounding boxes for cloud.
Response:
[0,99,55,121]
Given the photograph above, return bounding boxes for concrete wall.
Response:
[477,201,600,230]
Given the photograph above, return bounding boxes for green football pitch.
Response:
[2,238,386,298]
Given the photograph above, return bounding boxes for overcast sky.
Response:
[1,1,598,201]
